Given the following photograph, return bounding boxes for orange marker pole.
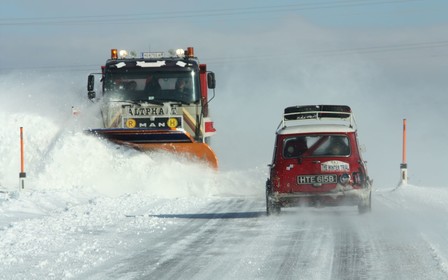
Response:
[402,119,407,164]
[399,119,408,186]
[19,127,26,190]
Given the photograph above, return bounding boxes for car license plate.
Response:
[297,174,337,184]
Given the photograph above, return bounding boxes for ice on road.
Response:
[2,185,448,280]
[1,72,448,280]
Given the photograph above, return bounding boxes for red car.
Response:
[266,105,372,215]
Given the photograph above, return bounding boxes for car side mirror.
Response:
[359,144,367,153]
[207,72,216,89]
[87,74,96,99]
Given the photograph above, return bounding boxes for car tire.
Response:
[266,197,281,216]
[358,190,372,214]
[266,180,281,216]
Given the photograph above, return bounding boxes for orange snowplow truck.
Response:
[86,47,218,168]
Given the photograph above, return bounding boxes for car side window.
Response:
[283,137,308,158]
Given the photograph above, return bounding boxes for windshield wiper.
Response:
[108,98,193,106]
[156,98,193,105]
[138,99,165,106]
[107,99,164,106]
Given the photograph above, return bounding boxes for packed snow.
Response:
[1,72,448,279]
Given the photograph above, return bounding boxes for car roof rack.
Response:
[279,105,357,129]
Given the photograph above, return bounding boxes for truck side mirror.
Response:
[87,74,96,99]
[207,72,216,89]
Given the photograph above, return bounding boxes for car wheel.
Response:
[358,190,372,214]
[266,197,281,216]
[266,180,281,216]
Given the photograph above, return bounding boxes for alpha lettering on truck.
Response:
[125,105,178,116]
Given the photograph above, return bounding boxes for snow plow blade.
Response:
[87,128,218,169]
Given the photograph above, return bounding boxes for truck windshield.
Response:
[283,135,350,158]
[103,69,200,104]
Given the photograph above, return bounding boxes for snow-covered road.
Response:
[2,185,448,280]
[1,73,448,279]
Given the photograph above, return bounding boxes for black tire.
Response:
[358,191,372,214]
[266,197,281,216]
[266,180,281,216]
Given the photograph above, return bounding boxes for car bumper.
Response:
[271,186,371,207]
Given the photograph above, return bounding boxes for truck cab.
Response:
[86,48,218,168]
[266,105,372,215]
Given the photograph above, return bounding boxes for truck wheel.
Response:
[358,191,372,214]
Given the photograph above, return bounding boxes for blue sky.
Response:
[1,0,448,70]
[1,1,447,28]
[1,0,448,186]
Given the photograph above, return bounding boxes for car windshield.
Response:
[283,135,350,158]
[103,69,200,104]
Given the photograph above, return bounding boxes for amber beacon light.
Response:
[111,49,118,60]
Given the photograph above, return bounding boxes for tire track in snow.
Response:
[330,220,371,280]
[353,190,448,280]
[110,198,264,279]
[77,192,448,280]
